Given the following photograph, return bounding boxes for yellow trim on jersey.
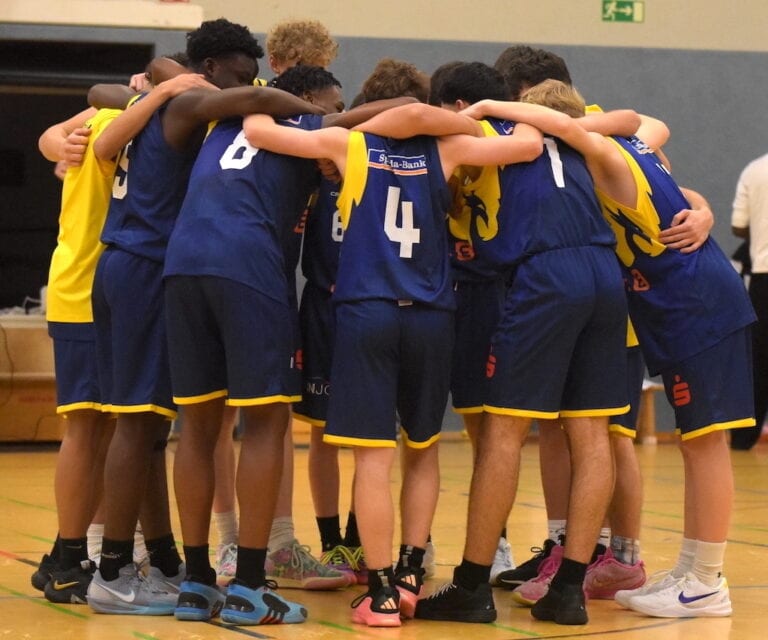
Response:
[227,394,300,406]
[336,131,369,230]
[627,318,639,347]
[173,389,228,405]
[560,404,630,418]
[292,412,326,427]
[401,430,440,449]
[57,401,104,414]
[323,434,398,448]
[483,405,559,420]
[254,77,269,87]
[679,417,756,441]
[101,404,177,419]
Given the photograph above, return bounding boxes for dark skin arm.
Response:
[162,85,325,151]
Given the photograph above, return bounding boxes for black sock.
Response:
[183,544,215,585]
[454,558,491,591]
[500,528,508,540]
[145,533,183,577]
[100,537,133,581]
[551,557,587,590]
[591,543,607,564]
[49,534,61,561]
[59,536,88,570]
[395,544,425,573]
[367,566,395,592]
[344,512,361,548]
[235,546,267,589]
[316,515,343,552]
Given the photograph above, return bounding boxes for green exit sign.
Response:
[602,1,644,22]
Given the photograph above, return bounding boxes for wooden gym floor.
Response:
[1,430,766,639]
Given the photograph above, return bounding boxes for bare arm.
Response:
[38,107,97,163]
[353,102,483,138]
[658,187,714,253]
[163,85,325,150]
[324,97,418,129]
[580,109,640,137]
[635,113,670,151]
[243,113,349,174]
[437,122,542,179]
[92,73,215,161]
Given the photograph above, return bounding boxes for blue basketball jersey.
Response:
[474,120,615,273]
[101,101,198,262]
[301,177,342,292]
[597,135,755,374]
[333,132,454,309]
[163,115,322,304]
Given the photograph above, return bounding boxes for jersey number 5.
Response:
[384,186,421,258]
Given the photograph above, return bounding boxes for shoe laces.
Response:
[320,544,358,569]
[350,546,366,568]
[426,581,457,599]
[287,540,325,575]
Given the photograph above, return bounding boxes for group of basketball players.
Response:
[32,12,755,630]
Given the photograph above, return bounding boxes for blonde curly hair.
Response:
[266,19,339,69]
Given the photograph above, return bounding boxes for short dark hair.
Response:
[186,18,264,66]
[271,64,341,96]
[437,62,510,105]
[428,60,464,106]
[494,45,572,101]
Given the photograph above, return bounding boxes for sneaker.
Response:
[490,537,515,587]
[31,553,59,592]
[584,549,646,599]
[627,572,732,618]
[216,542,238,583]
[395,567,424,619]
[43,560,95,604]
[497,538,558,588]
[220,579,308,625]
[423,539,436,579]
[531,582,588,625]
[350,546,368,585]
[145,561,185,591]
[319,545,357,586]
[511,544,563,606]
[615,569,678,608]
[351,585,401,627]
[415,580,497,623]
[265,539,349,590]
[87,564,177,615]
[175,580,226,621]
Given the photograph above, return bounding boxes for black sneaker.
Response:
[44,560,95,604]
[497,538,559,588]
[415,581,496,623]
[31,553,60,592]
[531,582,587,625]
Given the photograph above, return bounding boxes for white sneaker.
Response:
[490,537,515,586]
[423,540,436,578]
[615,569,677,607]
[627,572,732,617]
[216,542,238,581]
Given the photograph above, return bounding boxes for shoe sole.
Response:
[88,599,175,615]
[511,590,540,607]
[265,575,350,590]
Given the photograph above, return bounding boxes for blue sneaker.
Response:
[175,580,226,621]
[220,579,308,625]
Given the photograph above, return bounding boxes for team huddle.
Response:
[33,15,755,629]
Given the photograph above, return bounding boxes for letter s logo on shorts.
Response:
[672,375,691,406]
[486,352,496,378]
[454,241,475,262]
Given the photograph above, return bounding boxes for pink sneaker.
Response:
[395,568,424,619]
[584,549,646,599]
[511,545,563,606]
[351,586,401,627]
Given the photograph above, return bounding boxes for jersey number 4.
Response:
[384,186,421,258]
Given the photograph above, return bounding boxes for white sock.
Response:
[87,523,104,563]
[598,527,611,548]
[212,510,238,547]
[692,540,726,586]
[672,537,697,578]
[547,519,566,543]
[268,517,296,552]
[610,535,641,564]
